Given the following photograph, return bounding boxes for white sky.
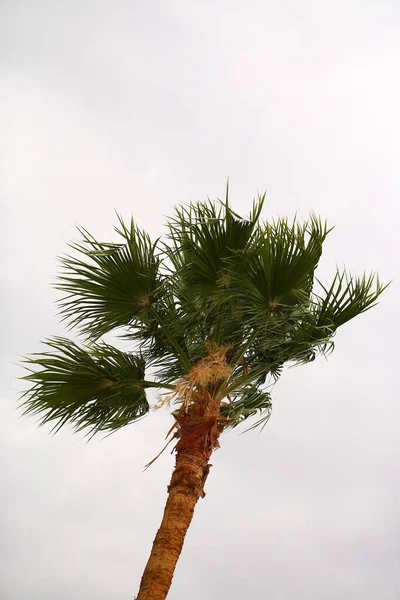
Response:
[2,1,399,599]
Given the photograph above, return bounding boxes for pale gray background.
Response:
[1,1,399,599]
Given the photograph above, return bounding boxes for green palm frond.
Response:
[162,194,266,350]
[166,193,264,295]
[20,337,154,435]
[57,216,160,339]
[131,303,194,382]
[313,269,388,328]
[220,386,272,431]
[227,215,332,320]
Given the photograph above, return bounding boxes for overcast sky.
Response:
[2,1,399,599]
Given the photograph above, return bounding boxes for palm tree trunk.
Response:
[135,445,212,600]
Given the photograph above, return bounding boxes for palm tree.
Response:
[20,190,386,600]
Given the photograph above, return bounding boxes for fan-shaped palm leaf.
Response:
[227,215,332,321]
[220,385,272,431]
[57,216,160,339]
[166,194,264,292]
[20,337,161,435]
[313,269,388,328]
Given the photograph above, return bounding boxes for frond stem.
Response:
[148,307,192,372]
[142,380,176,391]
[225,365,268,397]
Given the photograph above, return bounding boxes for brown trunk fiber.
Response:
[135,446,212,600]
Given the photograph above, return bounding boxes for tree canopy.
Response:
[21,192,386,437]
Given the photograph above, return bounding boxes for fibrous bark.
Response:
[135,446,211,600]
[136,385,227,600]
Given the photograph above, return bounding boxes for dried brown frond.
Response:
[153,344,233,413]
[148,346,235,468]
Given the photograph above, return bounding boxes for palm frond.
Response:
[226,214,332,319]
[314,269,388,328]
[220,385,272,431]
[166,194,264,295]
[56,216,160,339]
[162,195,267,350]
[20,337,152,436]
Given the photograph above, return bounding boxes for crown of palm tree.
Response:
[21,191,387,437]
